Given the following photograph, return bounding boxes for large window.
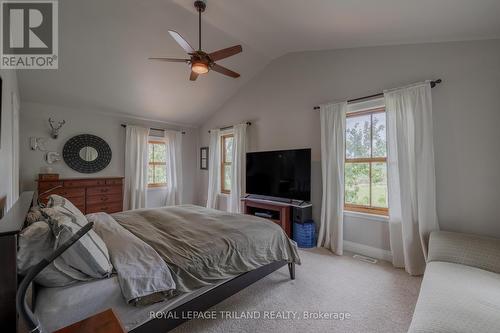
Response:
[148,141,167,187]
[344,107,388,215]
[221,133,234,194]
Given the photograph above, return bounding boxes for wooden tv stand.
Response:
[241,198,291,237]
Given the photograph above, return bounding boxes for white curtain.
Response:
[228,124,247,213]
[206,129,220,209]
[385,81,439,275]
[317,102,347,255]
[124,126,149,210]
[165,130,183,206]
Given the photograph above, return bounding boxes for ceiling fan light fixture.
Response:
[191,61,209,74]
[149,1,242,81]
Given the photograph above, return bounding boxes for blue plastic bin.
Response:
[293,220,316,248]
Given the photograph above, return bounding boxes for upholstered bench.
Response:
[408,231,500,333]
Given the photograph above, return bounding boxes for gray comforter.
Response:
[88,213,176,305]
[111,205,301,292]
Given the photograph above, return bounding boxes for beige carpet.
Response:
[171,248,422,333]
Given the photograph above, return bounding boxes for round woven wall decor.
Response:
[62,134,112,173]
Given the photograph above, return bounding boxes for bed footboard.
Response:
[131,260,290,333]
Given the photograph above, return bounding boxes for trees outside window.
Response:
[345,108,388,215]
[148,141,167,187]
[221,134,234,193]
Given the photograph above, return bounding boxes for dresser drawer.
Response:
[40,187,85,199]
[86,193,122,205]
[105,179,123,185]
[39,192,86,209]
[64,179,107,188]
[86,202,122,214]
[38,181,64,192]
[64,196,86,207]
[87,186,122,196]
[39,194,85,207]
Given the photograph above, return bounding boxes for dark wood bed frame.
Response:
[0,192,296,333]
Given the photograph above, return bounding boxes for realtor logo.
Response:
[1,0,58,69]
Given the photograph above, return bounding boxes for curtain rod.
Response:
[313,79,442,110]
[121,124,185,134]
[208,122,252,133]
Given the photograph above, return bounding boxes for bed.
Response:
[0,192,299,332]
[35,275,229,331]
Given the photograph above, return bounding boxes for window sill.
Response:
[148,186,167,191]
[344,210,389,223]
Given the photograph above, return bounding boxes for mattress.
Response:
[35,275,228,332]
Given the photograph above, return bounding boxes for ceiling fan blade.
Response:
[190,71,199,81]
[148,57,190,63]
[209,45,242,62]
[211,63,240,78]
[168,30,195,54]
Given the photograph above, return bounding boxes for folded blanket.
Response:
[87,213,176,306]
[111,205,301,292]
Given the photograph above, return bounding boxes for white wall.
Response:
[198,39,500,251]
[20,102,198,206]
[0,69,20,210]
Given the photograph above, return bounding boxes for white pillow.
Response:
[44,195,113,279]
[17,221,80,287]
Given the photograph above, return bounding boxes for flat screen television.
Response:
[246,148,311,201]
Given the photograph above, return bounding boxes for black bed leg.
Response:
[288,263,295,280]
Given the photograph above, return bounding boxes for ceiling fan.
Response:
[149,0,242,81]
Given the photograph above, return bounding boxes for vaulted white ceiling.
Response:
[18,0,500,126]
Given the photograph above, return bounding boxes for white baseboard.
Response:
[343,240,393,262]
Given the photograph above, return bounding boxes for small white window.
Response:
[220,133,233,193]
[148,140,167,187]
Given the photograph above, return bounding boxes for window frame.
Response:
[148,140,167,188]
[344,107,389,216]
[220,133,234,194]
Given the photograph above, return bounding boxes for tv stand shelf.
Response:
[242,198,291,237]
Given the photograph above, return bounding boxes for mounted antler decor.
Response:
[48,118,66,139]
